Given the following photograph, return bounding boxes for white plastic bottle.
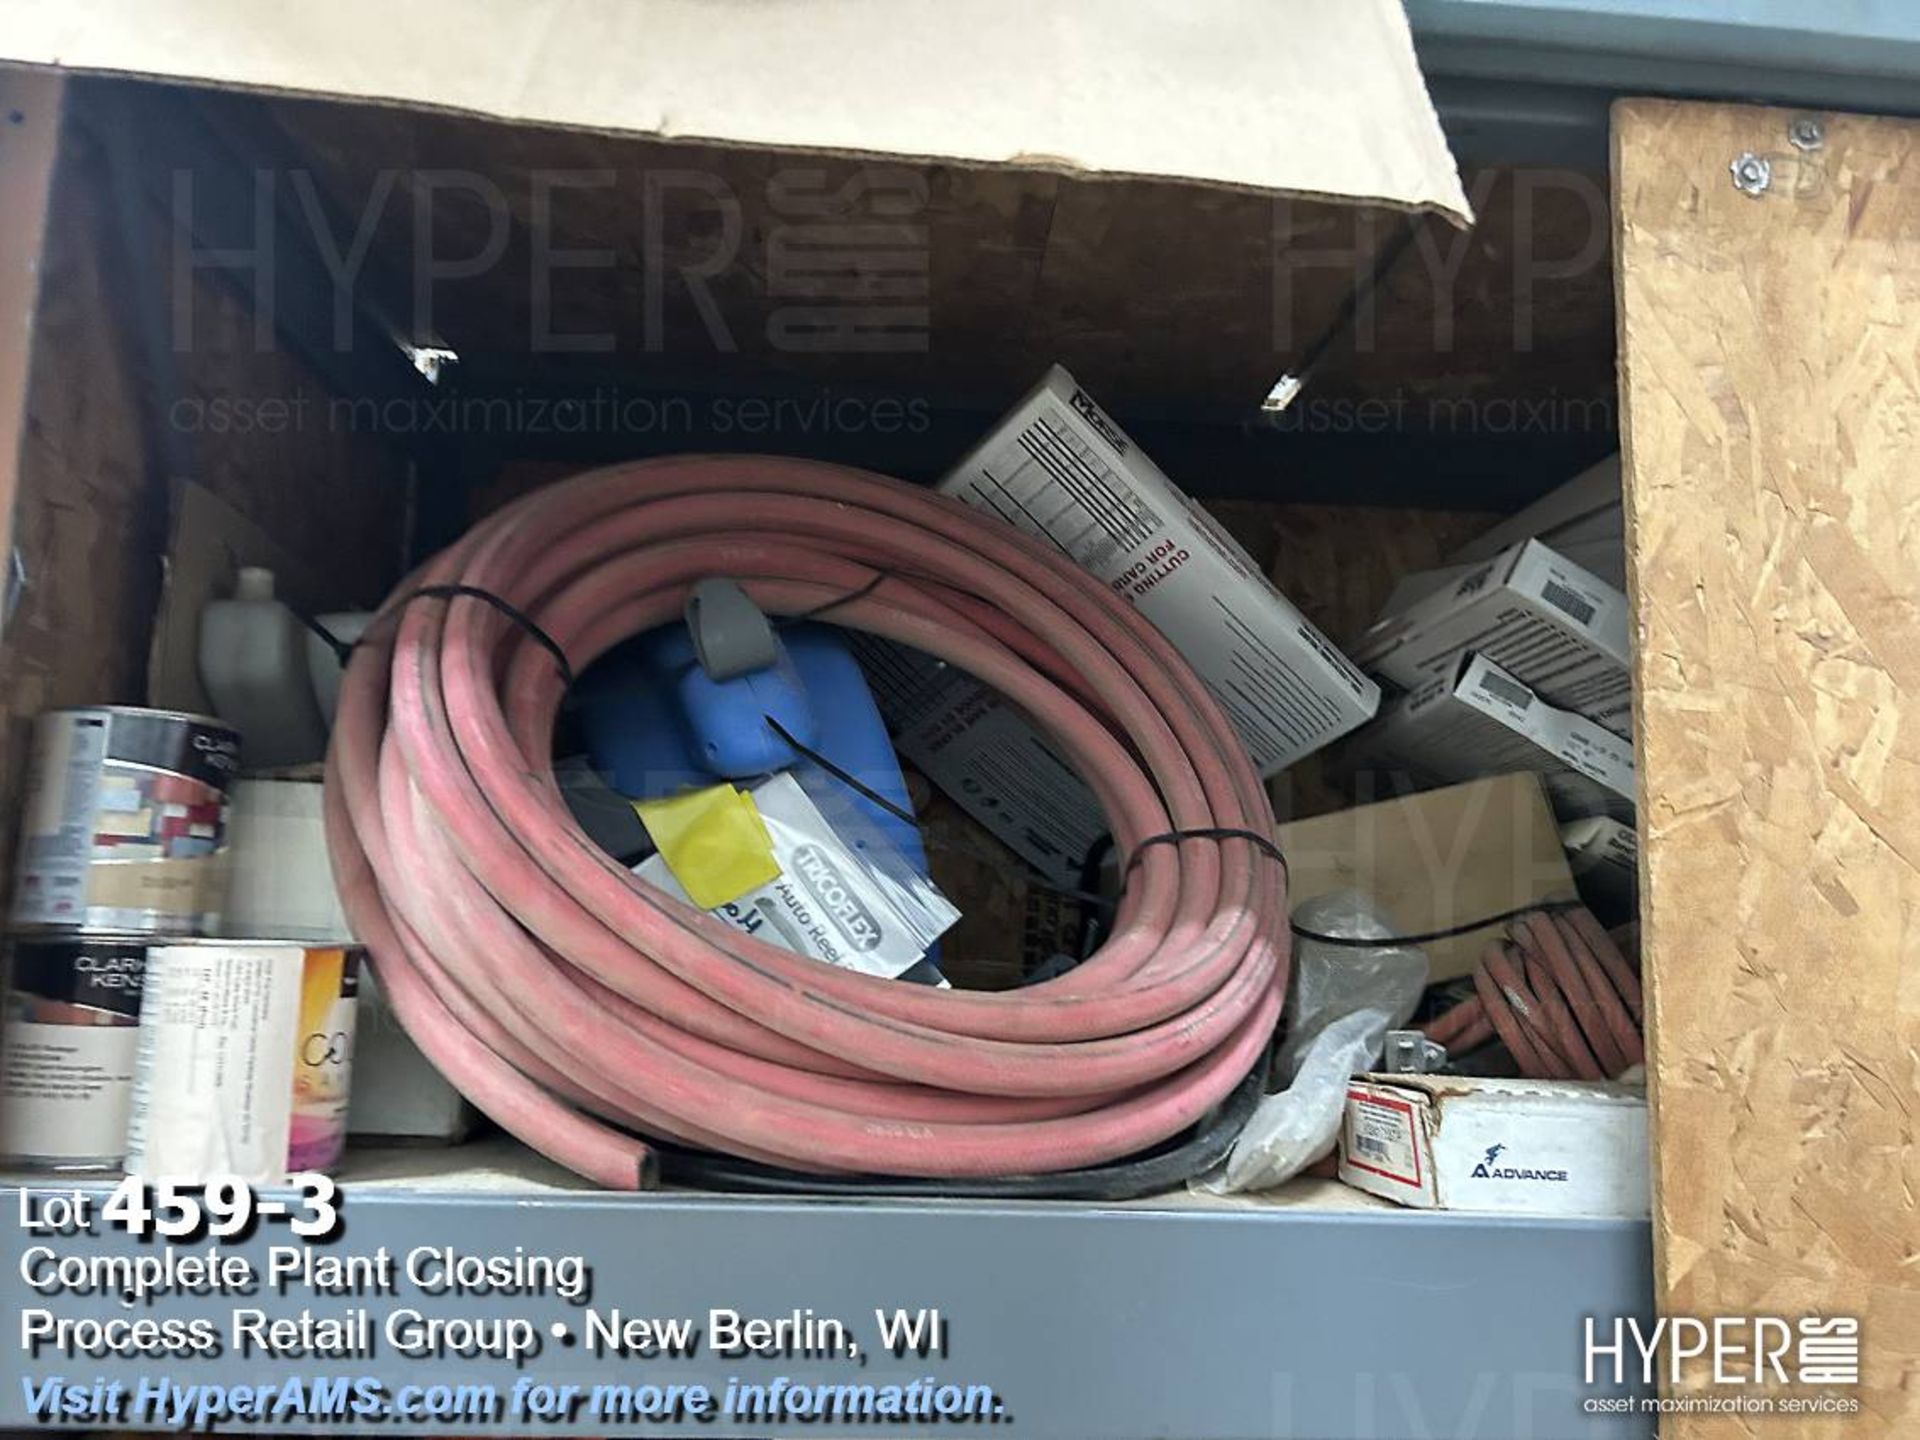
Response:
[198,567,330,770]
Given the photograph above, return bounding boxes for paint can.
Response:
[126,940,361,1180]
[0,935,148,1170]
[10,707,241,935]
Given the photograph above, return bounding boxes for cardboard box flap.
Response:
[1366,1073,1646,1106]
[1276,773,1580,982]
[0,0,1470,223]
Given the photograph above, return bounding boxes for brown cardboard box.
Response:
[1275,773,1580,981]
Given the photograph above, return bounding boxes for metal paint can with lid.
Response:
[125,939,360,1180]
[9,706,240,935]
[0,934,148,1170]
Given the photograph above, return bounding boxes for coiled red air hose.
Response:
[1422,907,1642,1080]
[323,458,1288,1188]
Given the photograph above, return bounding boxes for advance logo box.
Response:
[1470,1142,1566,1182]
[1339,1074,1647,1217]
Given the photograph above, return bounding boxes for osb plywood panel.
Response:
[1615,99,1920,1435]
[260,93,1390,415]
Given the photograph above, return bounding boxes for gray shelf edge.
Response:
[5,1172,1655,1440]
[1409,0,1920,168]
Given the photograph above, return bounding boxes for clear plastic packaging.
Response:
[635,771,959,979]
[1202,890,1429,1194]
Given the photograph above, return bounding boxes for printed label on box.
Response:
[1342,1087,1423,1190]
[1344,654,1635,825]
[1356,538,1632,737]
[858,365,1378,883]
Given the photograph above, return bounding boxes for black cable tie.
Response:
[1125,826,1289,875]
[779,569,893,627]
[763,714,918,827]
[406,585,574,690]
[1290,898,1586,950]
[295,585,575,690]
[293,608,355,667]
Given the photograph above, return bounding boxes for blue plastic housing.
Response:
[575,622,928,877]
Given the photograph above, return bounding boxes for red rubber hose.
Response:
[1422,907,1642,1081]
[323,457,1289,1188]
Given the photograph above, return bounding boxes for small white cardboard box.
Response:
[221,779,355,942]
[349,972,479,1143]
[216,779,478,1144]
[1341,653,1636,824]
[870,366,1378,885]
[1448,455,1625,587]
[1562,813,1640,914]
[1356,537,1632,738]
[1339,1073,1648,1217]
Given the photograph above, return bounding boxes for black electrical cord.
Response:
[649,1043,1270,1200]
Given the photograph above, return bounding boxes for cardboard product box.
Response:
[860,639,1107,889]
[1446,455,1625,588]
[220,779,355,942]
[1561,814,1640,918]
[1339,1074,1648,1217]
[866,366,1378,886]
[1276,773,1580,983]
[1355,537,1632,738]
[349,972,480,1144]
[1341,653,1636,825]
[1386,458,1625,609]
[214,780,479,1143]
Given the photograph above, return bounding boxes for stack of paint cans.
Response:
[0,706,361,1180]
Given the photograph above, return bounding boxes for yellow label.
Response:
[632,783,780,909]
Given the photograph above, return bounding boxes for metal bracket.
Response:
[1382,1029,1449,1074]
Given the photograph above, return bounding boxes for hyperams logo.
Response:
[1470,1142,1568,1182]
[1587,1315,1861,1388]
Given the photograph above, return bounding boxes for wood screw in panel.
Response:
[1788,116,1825,151]
[1729,152,1772,197]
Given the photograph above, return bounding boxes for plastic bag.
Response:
[636,771,959,979]
[1200,890,1428,1194]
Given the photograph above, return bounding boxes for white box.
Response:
[213,780,477,1143]
[870,366,1378,885]
[1561,813,1640,913]
[1394,457,1625,608]
[348,972,479,1143]
[1449,455,1624,588]
[1342,653,1636,823]
[220,780,355,942]
[1355,537,1632,738]
[1339,1073,1648,1217]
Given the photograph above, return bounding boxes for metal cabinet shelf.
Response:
[4,1143,1654,1439]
